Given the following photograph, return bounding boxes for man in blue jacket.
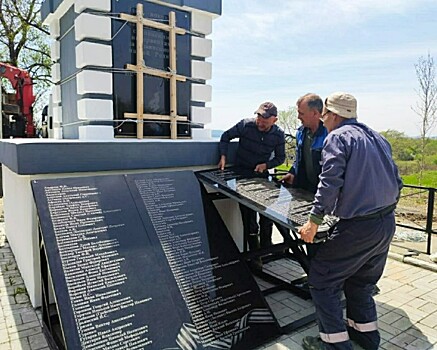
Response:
[299,92,403,350]
[261,93,327,250]
[282,93,328,193]
[218,102,285,262]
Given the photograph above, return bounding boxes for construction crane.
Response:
[0,62,36,138]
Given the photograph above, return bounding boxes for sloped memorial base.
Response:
[32,171,280,350]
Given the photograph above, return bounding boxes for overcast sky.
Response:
[208,0,437,136]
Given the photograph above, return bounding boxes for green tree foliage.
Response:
[277,106,299,167]
[381,130,417,162]
[0,0,51,118]
[382,130,437,185]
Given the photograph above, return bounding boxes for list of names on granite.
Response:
[127,171,279,348]
[33,176,187,350]
[44,183,151,349]
[33,172,280,350]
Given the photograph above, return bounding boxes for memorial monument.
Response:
[0,1,322,348]
[41,0,219,139]
[0,0,235,311]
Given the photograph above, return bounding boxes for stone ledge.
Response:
[388,251,437,272]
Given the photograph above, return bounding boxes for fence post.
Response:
[426,188,435,255]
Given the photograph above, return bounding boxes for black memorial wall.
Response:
[32,171,280,350]
[111,1,192,137]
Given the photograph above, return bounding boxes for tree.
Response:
[412,53,437,185]
[277,106,299,167]
[0,0,51,122]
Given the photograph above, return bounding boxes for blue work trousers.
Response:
[308,212,396,350]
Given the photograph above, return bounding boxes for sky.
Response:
[207,0,437,136]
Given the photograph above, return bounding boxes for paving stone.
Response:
[419,302,437,314]
[380,311,403,325]
[9,321,41,334]
[8,327,43,341]
[405,337,435,350]
[379,329,396,342]
[0,328,9,343]
[28,333,49,350]
[389,332,419,348]
[379,320,404,337]
[8,338,31,350]
[391,317,414,331]
[20,313,38,324]
[419,314,437,328]
[381,341,408,349]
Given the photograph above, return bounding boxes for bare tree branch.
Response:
[412,52,437,186]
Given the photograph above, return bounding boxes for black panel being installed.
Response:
[32,171,280,349]
[112,1,191,138]
[196,167,338,236]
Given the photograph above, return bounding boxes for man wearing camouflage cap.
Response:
[299,92,403,350]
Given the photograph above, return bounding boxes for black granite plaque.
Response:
[32,176,190,349]
[196,167,338,234]
[111,1,191,137]
[32,171,280,350]
[125,171,280,348]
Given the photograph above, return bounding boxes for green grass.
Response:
[277,164,437,188]
[402,171,437,188]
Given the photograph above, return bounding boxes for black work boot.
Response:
[347,326,379,350]
[302,336,325,350]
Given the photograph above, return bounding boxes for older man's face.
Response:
[255,114,277,132]
[297,101,318,127]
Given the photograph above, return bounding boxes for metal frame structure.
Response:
[395,184,436,255]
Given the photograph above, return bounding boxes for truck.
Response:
[0,62,36,138]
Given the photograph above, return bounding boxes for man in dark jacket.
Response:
[299,92,402,350]
[218,102,285,260]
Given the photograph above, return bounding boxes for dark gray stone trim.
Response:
[0,140,236,175]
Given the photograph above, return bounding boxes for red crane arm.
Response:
[0,62,35,137]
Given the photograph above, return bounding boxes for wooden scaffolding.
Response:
[121,3,189,139]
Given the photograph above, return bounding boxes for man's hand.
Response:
[281,173,294,185]
[299,220,319,243]
[254,163,267,173]
[218,155,226,170]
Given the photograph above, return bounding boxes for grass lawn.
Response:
[402,171,437,188]
[276,165,437,189]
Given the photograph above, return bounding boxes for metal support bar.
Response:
[426,189,435,255]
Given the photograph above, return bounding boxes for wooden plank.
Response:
[169,12,177,140]
[124,112,188,121]
[120,7,189,140]
[125,64,186,81]
[136,3,144,139]
[120,13,186,35]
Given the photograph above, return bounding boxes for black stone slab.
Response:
[196,167,338,235]
[32,171,280,349]
[126,171,280,348]
[112,1,191,137]
[32,175,190,349]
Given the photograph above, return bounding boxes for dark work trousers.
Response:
[308,211,396,350]
[258,216,293,248]
[238,204,259,251]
